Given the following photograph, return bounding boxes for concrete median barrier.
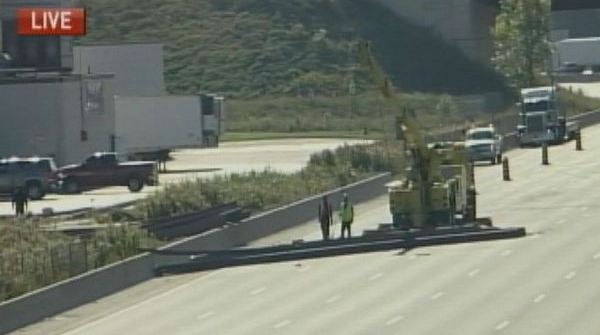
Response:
[0,172,391,335]
[571,109,600,128]
[165,173,392,254]
[0,253,155,335]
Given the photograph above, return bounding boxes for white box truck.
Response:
[114,94,224,166]
[554,37,600,71]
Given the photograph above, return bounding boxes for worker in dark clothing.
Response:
[318,195,333,240]
[338,193,354,239]
[12,187,28,217]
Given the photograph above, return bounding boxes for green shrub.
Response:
[81,0,506,97]
[557,88,600,117]
[137,141,404,220]
[0,220,157,302]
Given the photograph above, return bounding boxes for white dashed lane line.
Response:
[468,269,481,277]
[296,265,310,273]
[495,320,510,331]
[533,294,546,304]
[326,294,341,304]
[250,287,267,296]
[385,315,404,326]
[273,320,291,329]
[369,273,384,281]
[430,292,444,301]
[501,250,512,257]
[197,311,215,320]
[565,271,576,280]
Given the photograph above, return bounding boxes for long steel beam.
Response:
[154,226,526,275]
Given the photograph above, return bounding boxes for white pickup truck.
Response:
[465,126,503,165]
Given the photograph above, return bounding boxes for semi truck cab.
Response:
[517,86,579,146]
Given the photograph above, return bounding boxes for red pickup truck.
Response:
[60,152,158,193]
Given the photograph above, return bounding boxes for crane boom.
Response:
[356,41,427,158]
[357,40,476,229]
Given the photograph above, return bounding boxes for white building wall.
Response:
[0,81,63,159]
[73,43,165,96]
[0,75,116,165]
[59,76,116,165]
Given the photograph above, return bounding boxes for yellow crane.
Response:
[357,41,476,229]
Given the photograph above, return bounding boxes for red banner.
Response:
[17,8,86,36]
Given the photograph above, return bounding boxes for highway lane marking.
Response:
[326,294,342,304]
[59,270,224,335]
[533,294,546,304]
[495,320,510,331]
[501,250,512,257]
[468,269,481,277]
[556,219,566,225]
[250,287,267,296]
[385,315,404,326]
[369,273,384,281]
[582,206,589,212]
[430,292,444,300]
[197,311,215,320]
[409,255,417,260]
[273,320,291,329]
[565,271,576,280]
[593,252,600,260]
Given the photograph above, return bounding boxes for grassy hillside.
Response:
[225,92,485,134]
[80,0,506,97]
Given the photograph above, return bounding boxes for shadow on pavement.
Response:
[160,168,222,174]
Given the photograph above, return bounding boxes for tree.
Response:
[492,0,550,90]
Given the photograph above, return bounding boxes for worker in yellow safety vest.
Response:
[338,192,354,239]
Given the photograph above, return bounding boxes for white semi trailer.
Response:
[554,37,600,69]
[114,94,224,166]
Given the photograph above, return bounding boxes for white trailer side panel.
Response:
[115,96,203,154]
[555,38,600,66]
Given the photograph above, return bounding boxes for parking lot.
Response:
[0,138,368,216]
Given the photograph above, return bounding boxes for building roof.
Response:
[552,0,600,11]
[0,71,114,85]
[74,41,163,47]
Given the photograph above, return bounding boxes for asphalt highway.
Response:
[9,125,600,335]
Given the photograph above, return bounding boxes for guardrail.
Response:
[0,172,391,335]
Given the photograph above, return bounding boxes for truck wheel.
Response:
[127,177,144,192]
[64,179,80,194]
[26,181,45,200]
[490,157,496,165]
[496,154,502,164]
